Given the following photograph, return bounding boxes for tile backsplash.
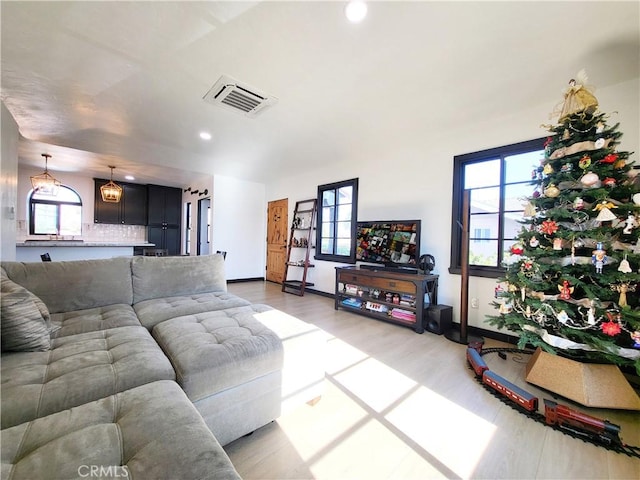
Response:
[18,221,147,243]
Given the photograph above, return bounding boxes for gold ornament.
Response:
[544,184,560,198]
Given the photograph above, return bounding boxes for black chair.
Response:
[216,250,227,260]
[143,248,168,257]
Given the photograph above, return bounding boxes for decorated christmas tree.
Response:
[488,71,640,374]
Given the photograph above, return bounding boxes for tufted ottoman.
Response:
[0,380,241,480]
[151,304,284,446]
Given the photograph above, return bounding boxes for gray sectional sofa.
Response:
[1,254,326,479]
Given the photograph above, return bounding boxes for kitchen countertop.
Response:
[17,241,155,247]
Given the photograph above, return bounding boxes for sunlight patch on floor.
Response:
[385,386,497,479]
[273,334,497,479]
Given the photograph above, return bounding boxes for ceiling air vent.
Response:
[203,75,277,117]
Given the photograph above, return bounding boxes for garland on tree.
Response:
[487,71,640,374]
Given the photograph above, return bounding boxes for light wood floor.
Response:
[224,281,640,480]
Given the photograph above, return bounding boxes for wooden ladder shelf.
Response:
[282,198,317,296]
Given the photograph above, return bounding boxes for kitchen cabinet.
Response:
[94,179,148,225]
[147,185,182,255]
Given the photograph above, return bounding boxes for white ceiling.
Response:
[2,1,639,188]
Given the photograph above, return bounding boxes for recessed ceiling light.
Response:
[199,132,212,140]
[125,175,135,181]
[345,1,367,23]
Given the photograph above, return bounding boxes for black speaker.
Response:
[424,305,452,335]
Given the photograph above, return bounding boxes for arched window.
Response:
[29,185,82,236]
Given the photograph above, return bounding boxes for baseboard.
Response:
[228,277,265,283]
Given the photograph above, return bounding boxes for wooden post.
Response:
[446,190,483,346]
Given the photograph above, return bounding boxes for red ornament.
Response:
[540,220,559,235]
[601,153,618,164]
[603,177,616,187]
[601,321,621,336]
[511,243,524,255]
[544,137,553,148]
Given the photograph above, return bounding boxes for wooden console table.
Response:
[335,266,438,333]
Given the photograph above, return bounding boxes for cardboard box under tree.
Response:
[525,348,640,410]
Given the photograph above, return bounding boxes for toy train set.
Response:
[466,346,640,458]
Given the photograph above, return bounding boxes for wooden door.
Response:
[266,198,288,283]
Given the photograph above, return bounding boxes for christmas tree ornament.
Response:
[557,310,570,324]
[543,163,554,175]
[611,282,636,307]
[602,320,622,336]
[580,171,600,187]
[601,153,618,164]
[596,122,605,133]
[618,255,632,273]
[544,184,560,197]
[558,280,574,300]
[622,214,638,234]
[573,197,585,209]
[555,70,599,121]
[614,158,627,169]
[560,163,573,173]
[632,193,640,206]
[529,236,540,247]
[594,206,617,222]
[602,311,622,336]
[510,243,524,255]
[603,177,616,187]
[553,237,563,250]
[594,137,606,149]
[562,129,571,140]
[578,155,592,169]
[540,220,559,235]
[523,201,537,217]
[591,242,608,273]
[631,331,640,348]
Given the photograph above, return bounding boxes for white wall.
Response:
[212,174,266,280]
[0,103,19,261]
[267,78,640,333]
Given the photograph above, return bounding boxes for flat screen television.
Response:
[355,220,421,267]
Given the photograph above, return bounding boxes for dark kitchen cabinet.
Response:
[147,185,182,255]
[94,179,148,225]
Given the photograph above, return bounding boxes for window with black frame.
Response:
[29,185,82,236]
[315,178,358,263]
[449,138,546,278]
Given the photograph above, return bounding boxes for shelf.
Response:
[287,262,315,267]
[283,280,315,288]
[339,302,416,325]
[337,293,415,311]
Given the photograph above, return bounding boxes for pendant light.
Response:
[30,153,61,196]
[100,166,123,203]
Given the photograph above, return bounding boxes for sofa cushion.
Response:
[1,271,51,327]
[134,291,251,330]
[1,258,134,313]
[131,254,227,304]
[1,291,50,352]
[0,380,241,480]
[50,304,141,339]
[1,326,175,429]
[152,304,283,403]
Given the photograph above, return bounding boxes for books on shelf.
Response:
[390,308,416,322]
[342,297,362,308]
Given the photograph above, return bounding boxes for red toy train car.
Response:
[544,399,621,445]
